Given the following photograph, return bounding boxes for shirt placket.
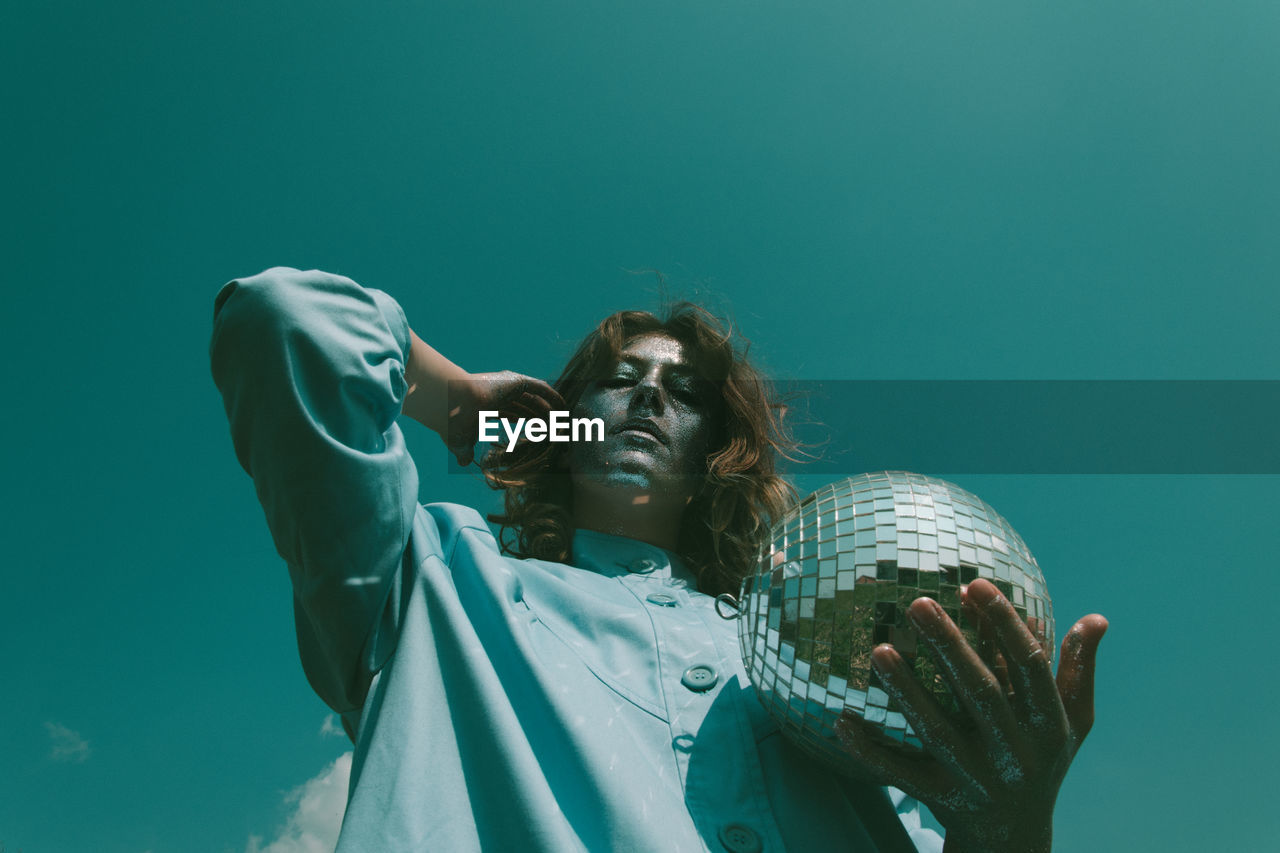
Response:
[629,573,785,853]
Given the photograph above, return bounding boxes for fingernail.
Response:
[1063,627,1083,658]
[907,597,943,630]
[966,579,999,607]
[871,645,898,674]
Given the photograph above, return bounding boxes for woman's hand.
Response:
[400,330,564,466]
[834,579,1107,852]
[439,370,566,466]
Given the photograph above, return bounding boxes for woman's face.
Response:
[566,332,715,504]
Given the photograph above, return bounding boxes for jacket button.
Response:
[718,823,762,853]
[681,664,718,692]
[646,592,678,607]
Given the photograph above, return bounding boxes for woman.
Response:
[210,267,1104,851]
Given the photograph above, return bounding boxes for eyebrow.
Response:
[615,355,698,378]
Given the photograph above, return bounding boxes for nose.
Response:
[628,374,665,416]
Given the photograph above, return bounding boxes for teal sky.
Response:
[2,2,1276,850]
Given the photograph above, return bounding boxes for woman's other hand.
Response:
[835,578,1107,852]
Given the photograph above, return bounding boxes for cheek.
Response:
[571,390,614,422]
[671,416,713,471]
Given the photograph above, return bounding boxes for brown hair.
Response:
[482,302,798,597]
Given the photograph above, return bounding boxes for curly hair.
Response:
[482,302,798,597]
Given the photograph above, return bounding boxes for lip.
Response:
[611,417,668,445]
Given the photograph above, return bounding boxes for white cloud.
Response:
[318,715,345,739]
[44,721,91,762]
[246,752,352,853]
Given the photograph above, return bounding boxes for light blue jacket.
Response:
[210,267,943,852]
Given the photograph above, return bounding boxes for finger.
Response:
[977,604,1003,678]
[450,442,475,467]
[513,376,566,412]
[965,580,1061,728]
[961,584,1002,675]
[498,384,563,423]
[518,392,555,421]
[445,404,471,448]
[870,645,986,791]
[496,387,542,412]
[530,385,563,416]
[1057,614,1108,741]
[834,711,954,805]
[1027,616,1049,657]
[497,398,545,422]
[488,396,560,432]
[908,596,1021,753]
[991,652,1012,698]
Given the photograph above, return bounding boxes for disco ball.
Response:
[737,471,1054,770]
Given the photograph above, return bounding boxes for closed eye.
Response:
[670,378,714,406]
[670,384,701,403]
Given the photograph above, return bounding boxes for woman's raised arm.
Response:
[210,267,563,715]
[210,267,425,713]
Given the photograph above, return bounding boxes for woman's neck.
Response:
[571,486,687,551]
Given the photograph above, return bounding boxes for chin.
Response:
[575,468,657,494]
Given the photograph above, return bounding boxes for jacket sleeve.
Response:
[209,266,422,714]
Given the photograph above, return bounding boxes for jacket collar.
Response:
[569,527,698,587]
